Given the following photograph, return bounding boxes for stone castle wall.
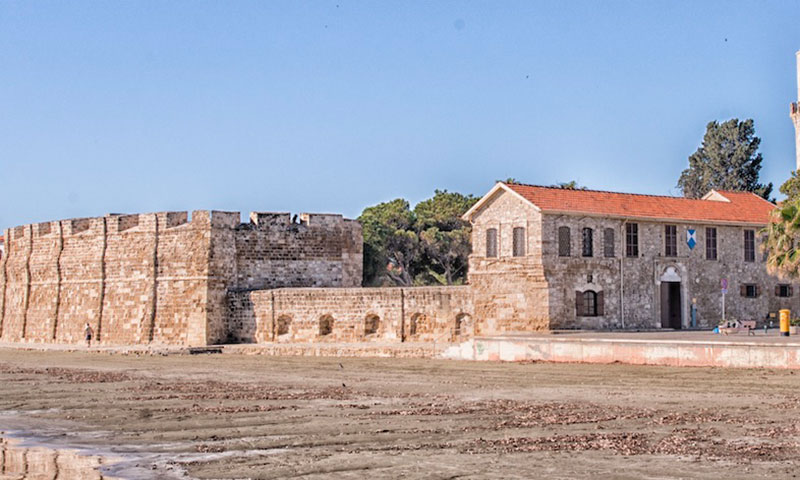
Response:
[227,286,473,344]
[0,212,213,345]
[0,210,362,346]
[206,212,363,343]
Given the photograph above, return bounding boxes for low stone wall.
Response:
[443,335,800,369]
[227,286,474,344]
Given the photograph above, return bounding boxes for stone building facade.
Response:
[463,182,797,331]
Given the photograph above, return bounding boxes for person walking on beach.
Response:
[84,323,93,348]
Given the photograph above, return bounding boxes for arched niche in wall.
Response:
[318,315,334,336]
[364,314,380,336]
[276,315,292,336]
[454,312,473,340]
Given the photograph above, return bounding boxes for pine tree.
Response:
[677,119,772,200]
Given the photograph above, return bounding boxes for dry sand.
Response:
[1,349,799,479]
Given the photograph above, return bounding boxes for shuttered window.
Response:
[776,284,794,297]
[604,228,615,258]
[740,284,759,298]
[558,226,571,257]
[575,290,604,316]
[513,227,525,257]
[486,228,498,258]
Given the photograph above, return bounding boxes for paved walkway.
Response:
[491,329,800,345]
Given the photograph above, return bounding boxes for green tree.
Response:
[763,201,800,279]
[780,170,800,201]
[358,190,478,287]
[763,172,800,279]
[414,190,478,285]
[359,199,419,286]
[677,119,772,200]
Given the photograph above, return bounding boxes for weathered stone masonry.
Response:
[228,286,473,344]
[3,181,793,348]
[0,211,362,346]
[463,183,800,331]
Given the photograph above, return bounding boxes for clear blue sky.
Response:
[2,1,799,229]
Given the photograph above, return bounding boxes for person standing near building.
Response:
[84,323,93,348]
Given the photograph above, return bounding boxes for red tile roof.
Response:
[503,183,776,225]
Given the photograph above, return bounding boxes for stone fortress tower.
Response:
[791,50,800,170]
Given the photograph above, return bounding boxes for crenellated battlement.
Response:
[6,209,358,242]
[0,208,363,347]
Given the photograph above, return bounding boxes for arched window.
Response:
[365,314,380,335]
[582,228,593,257]
[513,227,525,257]
[558,226,571,257]
[486,228,498,257]
[575,290,604,317]
[319,315,334,336]
[583,290,597,315]
[276,315,292,336]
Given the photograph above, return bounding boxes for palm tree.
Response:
[763,200,800,279]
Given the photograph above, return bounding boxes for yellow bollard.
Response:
[780,309,791,337]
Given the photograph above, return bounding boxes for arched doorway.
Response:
[659,266,682,329]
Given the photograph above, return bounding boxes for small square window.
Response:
[777,284,793,298]
[741,284,759,298]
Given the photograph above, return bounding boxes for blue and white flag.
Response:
[686,229,696,249]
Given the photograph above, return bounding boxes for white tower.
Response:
[791,50,800,171]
